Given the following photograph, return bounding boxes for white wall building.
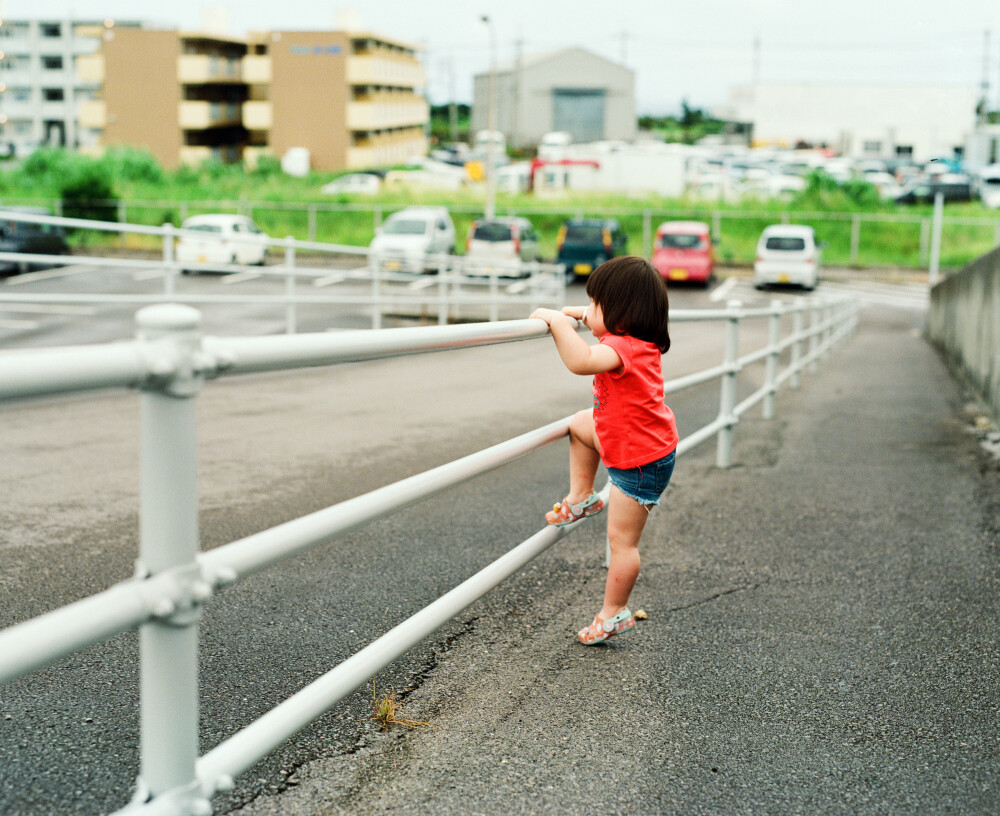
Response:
[472,47,635,150]
[0,18,143,155]
[719,83,978,163]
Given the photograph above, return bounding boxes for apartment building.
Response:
[77,27,428,171]
[0,17,143,156]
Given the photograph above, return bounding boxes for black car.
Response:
[556,218,628,280]
[892,179,973,205]
[0,207,70,275]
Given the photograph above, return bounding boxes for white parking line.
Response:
[708,276,739,302]
[0,317,39,329]
[4,266,91,285]
[222,271,263,285]
[506,282,529,294]
[0,303,97,316]
[314,273,346,287]
[407,278,437,290]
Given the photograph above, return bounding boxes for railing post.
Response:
[790,302,804,389]
[307,205,317,243]
[763,298,782,419]
[715,299,741,469]
[371,256,383,330]
[284,237,297,334]
[162,223,176,297]
[489,269,499,323]
[850,215,860,266]
[438,258,449,325]
[712,211,721,243]
[642,209,652,259]
[134,304,208,813]
[808,298,820,374]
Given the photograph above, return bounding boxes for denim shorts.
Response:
[606,450,676,507]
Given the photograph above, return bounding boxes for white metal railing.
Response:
[0,290,858,815]
[0,210,566,332]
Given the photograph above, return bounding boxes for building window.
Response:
[895,145,913,159]
[11,87,31,102]
[862,140,882,154]
[42,88,64,102]
[40,23,62,38]
[42,55,64,70]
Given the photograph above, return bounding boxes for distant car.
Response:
[651,221,714,286]
[556,218,628,280]
[978,164,1000,209]
[176,214,268,274]
[464,217,540,278]
[754,225,821,291]
[321,173,381,195]
[893,177,973,204]
[368,206,455,273]
[0,206,70,276]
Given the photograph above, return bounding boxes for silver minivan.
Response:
[368,206,456,273]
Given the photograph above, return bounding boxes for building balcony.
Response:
[346,98,428,131]
[346,131,427,169]
[178,100,242,129]
[78,99,106,129]
[242,100,272,131]
[76,53,105,83]
[180,144,242,166]
[177,54,242,84]
[242,55,272,84]
[346,55,424,88]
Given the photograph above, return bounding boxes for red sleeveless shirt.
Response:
[592,333,678,469]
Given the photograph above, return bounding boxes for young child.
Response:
[530,256,677,645]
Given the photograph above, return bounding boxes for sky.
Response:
[3,0,1000,115]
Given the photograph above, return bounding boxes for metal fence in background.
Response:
[0,286,858,815]
[3,196,998,270]
[0,209,566,331]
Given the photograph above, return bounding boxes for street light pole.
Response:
[481,15,497,219]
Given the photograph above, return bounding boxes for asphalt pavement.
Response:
[227,305,1000,816]
[2,292,998,815]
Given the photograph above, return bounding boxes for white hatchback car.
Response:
[753,225,821,290]
[368,206,455,273]
[176,214,269,274]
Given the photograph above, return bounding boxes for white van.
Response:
[753,225,821,290]
[978,164,1000,209]
[368,206,455,273]
[537,131,572,159]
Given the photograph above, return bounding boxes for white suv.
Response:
[753,225,821,290]
[369,206,455,273]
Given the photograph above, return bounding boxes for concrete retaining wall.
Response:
[928,245,1000,419]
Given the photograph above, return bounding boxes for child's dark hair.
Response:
[585,256,670,353]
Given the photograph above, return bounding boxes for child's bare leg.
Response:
[566,409,601,503]
[599,486,650,620]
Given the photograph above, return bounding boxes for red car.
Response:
[651,221,714,286]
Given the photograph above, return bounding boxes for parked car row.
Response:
[0,204,821,295]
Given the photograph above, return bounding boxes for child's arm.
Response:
[529,308,622,375]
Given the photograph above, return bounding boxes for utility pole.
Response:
[980,30,991,125]
[448,55,457,143]
[513,37,522,151]
[753,34,761,86]
[481,15,497,220]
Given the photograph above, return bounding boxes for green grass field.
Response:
[0,148,996,270]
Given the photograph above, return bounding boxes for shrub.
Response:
[99,146,165,185]
[60,162,119,223]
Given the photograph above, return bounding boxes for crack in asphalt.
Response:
[666,582,765,613]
